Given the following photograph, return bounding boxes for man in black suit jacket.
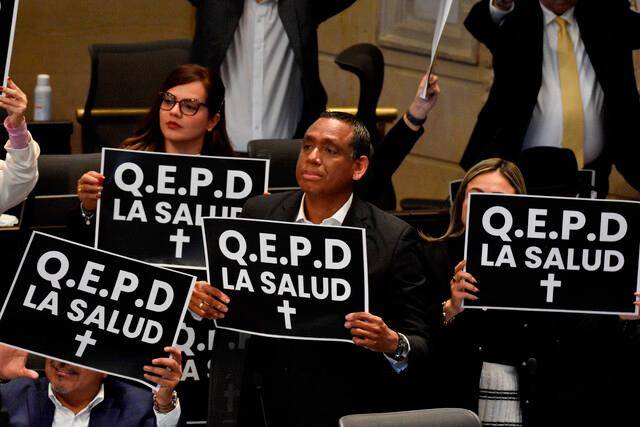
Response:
[461,0,640,195]
[190,111,438,426]
[188,0,357,143]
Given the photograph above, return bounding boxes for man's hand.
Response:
[77,171,105,212]
[345,312,399,353]
[188,281,230,320]
[144,346,182,408]
[404,74,440,131]
[0,344,38,380]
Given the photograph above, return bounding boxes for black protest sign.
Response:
[464,193,640,315]
[203,218,369,342]
[0,0,18,85]
[172,266,216,424]
[0,232,195,387]
[96,148,269,268]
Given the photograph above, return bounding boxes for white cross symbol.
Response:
[169,228,191,258]
[74,329,97,357]
[540,273,562,303]
[277,299,297,330]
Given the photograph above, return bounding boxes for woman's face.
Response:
[460,170,517,227]
[159,81,219,154]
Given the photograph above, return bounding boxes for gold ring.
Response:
[198,301,204,309]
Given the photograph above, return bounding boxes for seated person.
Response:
[0,346,183,426]
[70,64,233,242]
[189,112,439,426]
[0,78,40,213]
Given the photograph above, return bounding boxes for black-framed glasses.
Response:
[159,92,207,116]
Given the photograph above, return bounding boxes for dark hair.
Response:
[121,64,233,156]
[318,111,372,159]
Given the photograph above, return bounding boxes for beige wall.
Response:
[318,0,640,202]
[9,0,194,152]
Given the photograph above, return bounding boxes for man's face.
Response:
[541,0,577,14]
[295,118,368,198]
[45,359,106,398]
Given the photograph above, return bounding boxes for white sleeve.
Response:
[0,139,40,213]
[154,398,181,427]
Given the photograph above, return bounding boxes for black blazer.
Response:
[236,191,438,426]
[188,0,357,137]
[461,0,640,192]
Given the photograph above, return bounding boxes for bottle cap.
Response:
[36,74,50,86]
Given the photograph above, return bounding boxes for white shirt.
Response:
[295,194,354,226]
[48,383,181,427]
[221,0,303,151]
[489,1,605,164]
[295,193,410,373]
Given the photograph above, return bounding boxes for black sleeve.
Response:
[464,0,502,53]
[386,227,440,360]
[65,204,95,246]
[356,118,423,201]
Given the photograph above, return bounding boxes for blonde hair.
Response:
[424,158,527,242]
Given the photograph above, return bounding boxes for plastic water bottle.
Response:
[33,74,52,121]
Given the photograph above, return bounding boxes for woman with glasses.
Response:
[73,64,233,235]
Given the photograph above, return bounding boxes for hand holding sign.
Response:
[449,260,479,312]
[188,280,230,320]
[143,346,182,407]
[345,312,399,353]
[77,171,105,212]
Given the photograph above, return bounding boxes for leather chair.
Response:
[339,408,482,427]
[247,138,301,192]
[80,39,191,152]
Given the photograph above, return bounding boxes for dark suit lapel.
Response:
[277,191,304,222]
[343,195,371,230]
[88,394,122,427]
[277,0,304,69]
[27,382,54,427]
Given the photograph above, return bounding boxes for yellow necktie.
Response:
[556,16,584,167]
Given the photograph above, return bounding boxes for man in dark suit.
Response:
[190,111,438,426]
[188,0,357,150]
[461,0,640,195]
[0,350,183,427]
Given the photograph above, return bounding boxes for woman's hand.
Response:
[0,78,28,128]
[188,281,230,320]
[445,260,479,319]
[77,171,105,212]
[619,291,640,320]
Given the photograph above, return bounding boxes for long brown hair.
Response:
[426,158,527,241]
[121,64,233,156]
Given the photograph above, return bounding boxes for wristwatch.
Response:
[386,333,410,362]
[405,110,427,127]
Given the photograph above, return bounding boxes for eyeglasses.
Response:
[159,92,207,116]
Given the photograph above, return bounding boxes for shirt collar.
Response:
[540,1,576,26]
[48,382,105,416]
[295,194,353,226]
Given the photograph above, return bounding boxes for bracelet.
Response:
[153,390,178,413]
[442,300,455,326]
[80,203,95,226]
[405,110,427,127]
